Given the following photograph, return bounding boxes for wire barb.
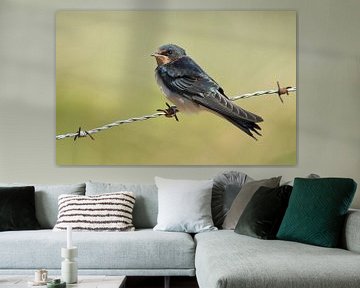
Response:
[276,81,292,103]
[56,82,296,141]
[73,127,95,141]
[157,102,179,122]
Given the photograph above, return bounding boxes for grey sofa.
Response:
[0,182,195,280]
[0,181,360,288]
[195,211,360,288]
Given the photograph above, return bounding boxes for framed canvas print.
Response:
[56,11,296,165]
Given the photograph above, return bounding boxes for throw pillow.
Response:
[222,176,281,230]
[153,177,217,233]
[282,173,320,186]
[212,171,252,228]
[277,178,357,247]
[53,192,136,231]
[234,185,293,239]
[0,186,41,231]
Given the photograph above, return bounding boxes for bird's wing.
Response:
[158,56,263,123]
[193,88,263,123]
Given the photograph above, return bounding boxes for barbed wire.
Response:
[55,112,167,140]
[231,87,296,101]
[56,82,296,141]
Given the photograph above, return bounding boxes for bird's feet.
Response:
[157,103,179,122]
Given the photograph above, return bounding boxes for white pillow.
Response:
[153,177,217,233]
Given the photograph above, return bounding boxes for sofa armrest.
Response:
[342,209,360,253]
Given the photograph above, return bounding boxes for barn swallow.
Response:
[151,44,263,140]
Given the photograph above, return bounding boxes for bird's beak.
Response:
[151,51,171,65]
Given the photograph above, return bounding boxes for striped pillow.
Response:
[53,192,135,231]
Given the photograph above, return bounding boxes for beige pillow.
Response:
[222,177,281,230]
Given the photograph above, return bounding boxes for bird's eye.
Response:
[167,50,173,55]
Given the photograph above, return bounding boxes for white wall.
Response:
[0,0,359,208]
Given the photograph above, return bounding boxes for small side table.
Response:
[0,275,126,288]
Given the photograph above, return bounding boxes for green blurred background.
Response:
[56,11,296,165]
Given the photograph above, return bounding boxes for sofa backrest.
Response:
[86,181,158,229]
[341,209,360,253]
[0,182,86,229]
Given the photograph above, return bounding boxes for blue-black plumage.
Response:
[152,44,263,140]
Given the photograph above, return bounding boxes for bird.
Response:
[151,44,264,140]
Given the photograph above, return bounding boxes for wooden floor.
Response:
[126,276,199,288]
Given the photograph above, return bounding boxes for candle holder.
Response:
[61,247,78,284]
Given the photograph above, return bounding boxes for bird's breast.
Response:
[155,70,202,113]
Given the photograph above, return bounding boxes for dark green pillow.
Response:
[0,186,41,231]
[235,185,292,239]
[277,178,357,247]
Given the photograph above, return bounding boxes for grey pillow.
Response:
[0,183,86,228]
[86,181,158,229]
[212,171,252,228]
[153,177,217,233]
[283,173,320,186]
[222,176,281,230]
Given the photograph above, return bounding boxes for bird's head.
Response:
[151,44,186,65]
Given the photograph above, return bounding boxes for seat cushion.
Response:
[0,229,195,271]
[195,230,360,288]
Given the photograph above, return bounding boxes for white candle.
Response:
[67,225,72,249]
